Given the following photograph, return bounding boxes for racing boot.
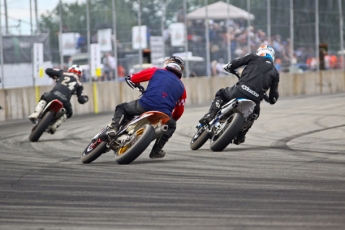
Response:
[198,99,223,125]
[233,131,247,145]
[99,122,119,143]
[49,114,67,134]
[149,137,168,159]
[99,112,125,142]
[28,100,47,123]
[233,121,253,145]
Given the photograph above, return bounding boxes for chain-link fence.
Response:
[0,0,344,88]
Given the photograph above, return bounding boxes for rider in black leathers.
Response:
[28,65,88,133]
[199,45,280,144]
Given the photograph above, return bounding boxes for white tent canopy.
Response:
[187,1,255,20]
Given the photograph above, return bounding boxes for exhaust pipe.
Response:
[155,125,169,137]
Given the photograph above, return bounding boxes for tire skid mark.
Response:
[10,156,78,189]
[271,124,345,159]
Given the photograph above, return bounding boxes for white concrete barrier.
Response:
[0,70,344,121]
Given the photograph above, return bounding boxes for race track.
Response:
[1,93,345,230]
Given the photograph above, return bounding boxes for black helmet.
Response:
[163,56,185,78]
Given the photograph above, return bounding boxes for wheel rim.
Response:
[117,127,145,156]
[211,116,234,143]
[85,139,101,154]
[191,127,205,143]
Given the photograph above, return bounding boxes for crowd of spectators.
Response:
[164,14,344,77]
[72,15,344,81]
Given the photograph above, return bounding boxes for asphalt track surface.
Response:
[0,93,345,230]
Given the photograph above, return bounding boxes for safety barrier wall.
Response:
[0,70,344,122]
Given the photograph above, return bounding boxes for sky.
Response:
[1,0,84,35]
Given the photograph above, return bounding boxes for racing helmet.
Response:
[256,45,275,61]
[68,64,83,77]
[163,56,185,78]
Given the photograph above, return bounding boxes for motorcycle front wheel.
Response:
[190,125,209,150]
[29,111,54,142]
[210,112,243,152]
[81,139,107,164]
[115,124,155,164]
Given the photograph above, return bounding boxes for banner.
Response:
[2,34,51,64]
[132,25,147,50]
[170,23,185,47]
[97,29,112,52]
[60,33,79,56]
[33,43,44,78]
[150,36,165,67]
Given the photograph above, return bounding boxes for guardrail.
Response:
[0,70,344,121]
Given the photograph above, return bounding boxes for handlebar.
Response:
[125,76,145,93]
[222,64,240,79]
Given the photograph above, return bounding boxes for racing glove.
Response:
[263,94,276,104]
[223,63,239,77]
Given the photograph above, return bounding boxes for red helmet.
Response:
[68,65,83,77]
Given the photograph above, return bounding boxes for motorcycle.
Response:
[190,71,268,152]
[29,99,66,142]
[81,78,170,165]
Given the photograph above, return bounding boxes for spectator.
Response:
[76,34,87,53]
[117,62,126,81]
[101,53,116,81]
[108,53,117,80]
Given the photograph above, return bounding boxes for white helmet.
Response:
[163,56,185,78]
[256,45,275,61]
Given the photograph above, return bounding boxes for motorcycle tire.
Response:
[81,140,107,164]
[210,112,243,152]
[190,126,209,150]
[29,111,54,142]
[115,124,155,165]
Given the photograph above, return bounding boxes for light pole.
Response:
[0,0,5,88]
[59,0,64,68]
[111,0,118,80]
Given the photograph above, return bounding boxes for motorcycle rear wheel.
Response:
[210,112,243,152]
[115,124,155,164]
[81,140,107,164]
[29,111,54,142]
[190,126,209,150]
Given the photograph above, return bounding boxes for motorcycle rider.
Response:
[28,65,89,133]
[100,56,187,159]
[199,45,279,145]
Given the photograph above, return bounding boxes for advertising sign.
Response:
[132,25,147,50]
[60,33,79,56]
[170,23,185,47]
[97,29,112,52]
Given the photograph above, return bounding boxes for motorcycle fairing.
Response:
[220,98,255,119]
[120,111,170,135]
[235,99,256,118]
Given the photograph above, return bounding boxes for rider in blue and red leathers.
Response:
[100,56,187,159]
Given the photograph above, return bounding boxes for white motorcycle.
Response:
[190,72,269,151]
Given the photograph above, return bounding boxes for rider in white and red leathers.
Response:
[28,65,88,133]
